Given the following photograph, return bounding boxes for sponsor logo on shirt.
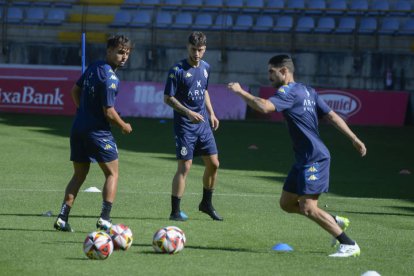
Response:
[303,99,316,112]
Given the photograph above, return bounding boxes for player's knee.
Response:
[279,199,294,213]
[178,160,192,175]
[210,159,219,171]
[299,205,316,218]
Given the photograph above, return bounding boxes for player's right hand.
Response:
[227,82,243,94]
[122,123,132,134]
[187,110,205,123]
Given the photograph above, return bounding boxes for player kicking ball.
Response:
[228,55,366,257]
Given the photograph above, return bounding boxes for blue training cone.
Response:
[272,243,293,252]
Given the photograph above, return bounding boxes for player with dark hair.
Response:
[54,35,133,232]
[228,54,366,257]
[164,31,222,221]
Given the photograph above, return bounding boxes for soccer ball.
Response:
[152,226,186,254]
[109,224,133,251]
[83,231,114,260]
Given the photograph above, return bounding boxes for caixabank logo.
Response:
[0,86,64,107]
[318,90,361,119]
[0,80,75,115]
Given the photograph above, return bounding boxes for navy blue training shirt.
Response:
[72,60,119,134]
[164,59,211,135]
[269,82,332,164]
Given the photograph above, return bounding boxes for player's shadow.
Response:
[339,208,414,217]
[136,243,263,254]
[0,227,58,233]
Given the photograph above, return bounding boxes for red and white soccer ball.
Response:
[152,226,186,254]
[83,231,114,260]
[109,224,133,251]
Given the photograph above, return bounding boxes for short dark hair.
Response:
[107,34,132,50]
[268,54,295,73]
[188,31,207,47]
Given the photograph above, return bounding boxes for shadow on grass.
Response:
[340,209,414,217]
[0,227,58,233]
[134,243,263,254]
[1,113,414,201]
[0,212,207,223]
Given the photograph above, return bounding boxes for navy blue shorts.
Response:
[70,131,118,163]
[175,130,218,160]
[283,159,330,196]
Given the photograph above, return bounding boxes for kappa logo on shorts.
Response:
[180,147,188,156]
[307,174,318,181]
[104,144,113,150]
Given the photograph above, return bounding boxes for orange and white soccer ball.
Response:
[83,231,113,260]
[152,226,186,254]
[109,224,133,251]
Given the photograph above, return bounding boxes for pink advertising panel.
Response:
[0,79,76,115]
[0,65,247,120]
[258,86,409,126]
[116,82,247,120]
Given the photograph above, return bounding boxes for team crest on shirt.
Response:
[185,72,192,78]
[180,147,188,156]
[203,69,208,79]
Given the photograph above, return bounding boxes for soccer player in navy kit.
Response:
[228,55,366,257]
[54,35,133,232]
[164,31,222,221]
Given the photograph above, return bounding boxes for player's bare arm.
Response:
[164,95,205,123]
[227,82,276,114]
[325,110,367,157]
[103,106,132,134]
[204,90,219,130]
[70,84,82,108]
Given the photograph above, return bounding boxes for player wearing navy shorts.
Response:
[54,35,133,232]
[228,55,367,257]
[164,31,222,221]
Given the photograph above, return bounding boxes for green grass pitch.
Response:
[0,113,413,275]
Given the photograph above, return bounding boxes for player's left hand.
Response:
[353,138,367,157]
[210,114,219,131]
